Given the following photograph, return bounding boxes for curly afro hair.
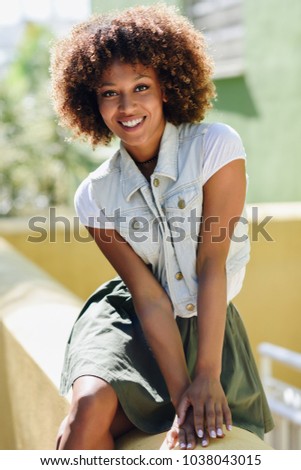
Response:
[50,3,216,147]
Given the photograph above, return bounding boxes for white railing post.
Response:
[258,342,301,450]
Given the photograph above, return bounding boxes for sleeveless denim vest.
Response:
[89,122,250,318]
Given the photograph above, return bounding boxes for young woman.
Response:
[50,4,274,450]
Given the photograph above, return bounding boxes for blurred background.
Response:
[0,0,301,450]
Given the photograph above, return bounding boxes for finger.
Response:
[185,428,197,450]
[223,401,232,432]
[178,427,187,450]
[201,429,209,447]
[167,427,179,449]
[205,400,217,439]
[193,403,205,439]
[167,436,178,449]
[177,398,190,426]
[215,404,224,438]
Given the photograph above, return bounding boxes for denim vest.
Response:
[89,122,250,318]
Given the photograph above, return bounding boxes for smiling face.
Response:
[97,60,166,162]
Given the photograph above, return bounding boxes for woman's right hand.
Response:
[166,405,215,450]
[166,407,198,450]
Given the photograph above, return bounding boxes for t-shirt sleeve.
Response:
[74,177,115,229]
[203,123,246,185]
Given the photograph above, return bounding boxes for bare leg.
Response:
[57,376,134,450]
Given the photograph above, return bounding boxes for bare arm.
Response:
[87,227,191,407]
[175,159,247,448]
[196,159,246,376]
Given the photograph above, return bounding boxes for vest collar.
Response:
[121,122,179,202]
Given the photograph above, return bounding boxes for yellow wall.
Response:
[0,214,116,300]
[1,203,301,387]
[235,207,301,387]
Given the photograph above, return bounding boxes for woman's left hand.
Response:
[176,374,232,446]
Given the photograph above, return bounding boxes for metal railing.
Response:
[258,342,301,449]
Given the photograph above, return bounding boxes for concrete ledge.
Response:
[0,237,272,450]
[116,427,272,450]
[0,237,80,449]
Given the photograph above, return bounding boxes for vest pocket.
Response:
[116,210,160,264]
[163,184,202,242]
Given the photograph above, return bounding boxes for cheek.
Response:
[98,103,112,123]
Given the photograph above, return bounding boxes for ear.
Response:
[161,87,168,103]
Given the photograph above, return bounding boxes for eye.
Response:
[101,90,118,97]
[135,84,149,92]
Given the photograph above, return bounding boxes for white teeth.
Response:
[121,118,143,128]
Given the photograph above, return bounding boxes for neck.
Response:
[134,154,158,166]
[122,119,166,163]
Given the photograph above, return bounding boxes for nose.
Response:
[118,93,136,113]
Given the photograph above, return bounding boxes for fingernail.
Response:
[197,429,203,438]
[180,442,186,449]
[217,428,223,437]
[187,443,193,449]
[227,424,232,431]
[202,439,208,447]
[210,430,217,438]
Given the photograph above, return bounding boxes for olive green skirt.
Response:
[60,277,274,439]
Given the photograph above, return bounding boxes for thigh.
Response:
[110,403,135,439]
[72,375,116,400]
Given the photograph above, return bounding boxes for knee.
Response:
[69,382,118,432]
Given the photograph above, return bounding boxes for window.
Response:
[185,0,244,78]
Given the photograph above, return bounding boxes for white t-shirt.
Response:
[74,122,247,302]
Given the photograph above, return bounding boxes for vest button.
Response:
[132,219,143,230]
[178,199,186,209]
[186,303,195,312]
[153,178,160,187]
[175,272,183,280]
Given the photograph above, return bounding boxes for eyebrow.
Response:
[99,73,152,88]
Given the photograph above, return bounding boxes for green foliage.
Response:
[0,22,107,217]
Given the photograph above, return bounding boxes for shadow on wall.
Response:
[214,76,259,117]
